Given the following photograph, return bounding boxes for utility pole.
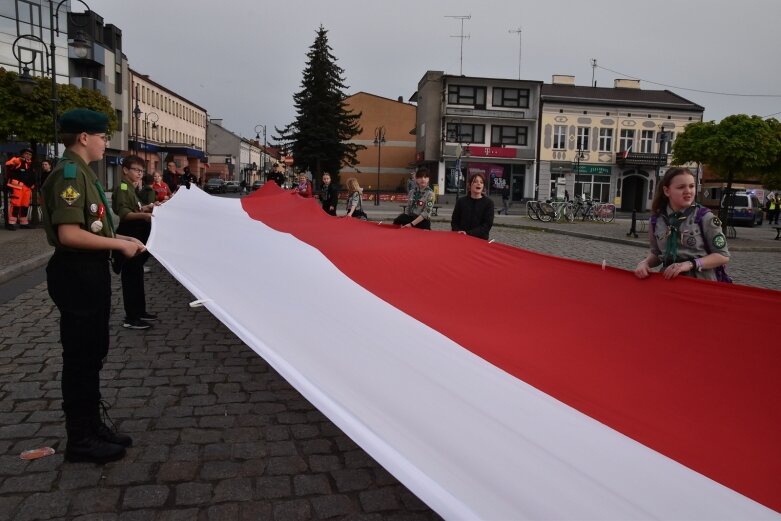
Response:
[591,58,598,87]
[509,27,522,80]
[446,15,470,76]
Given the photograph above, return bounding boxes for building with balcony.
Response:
[129,69,208,181]
[539,75,704,210]
[340,92,417,193]
[412,71,542,203]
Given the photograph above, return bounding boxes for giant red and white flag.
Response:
[148,184,781,520]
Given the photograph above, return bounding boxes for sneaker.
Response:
[122,318,152,330]
[19,223,32,229]
[143,266,151,273]
[139,312,158,321]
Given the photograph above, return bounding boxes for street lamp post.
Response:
[143,111,158,166]
[574,139,585,200]
[255,124,266,181]
[12,1,91,159]
[373,126,386,206]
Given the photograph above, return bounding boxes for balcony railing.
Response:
[616,151,668,167]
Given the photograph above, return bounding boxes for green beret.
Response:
[58,108,109,134]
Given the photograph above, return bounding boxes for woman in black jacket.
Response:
[451,173,494,240]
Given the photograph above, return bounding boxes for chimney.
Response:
[397,96,404,102]
[614,79,641,90]
[552,75,575,85]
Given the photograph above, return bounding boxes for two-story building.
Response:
[413,71,542,203]
[539,75,704,211]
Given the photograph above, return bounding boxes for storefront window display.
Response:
[575,174,611,202]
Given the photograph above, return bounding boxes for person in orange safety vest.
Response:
[4,148,36,230]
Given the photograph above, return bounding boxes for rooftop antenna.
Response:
[509,27,522,80]
[446,15,471,75]
[591,58,597,87]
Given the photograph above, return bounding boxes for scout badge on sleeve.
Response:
[60,186,81,206]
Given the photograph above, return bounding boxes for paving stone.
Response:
[158,461,200,483]
[265,456,308,476]
[310,494,355,519]
[200,461,241,480]
[0,496,23,521]
[255,476,291,499]
[240,501,273,521]
[300,439,332,455]
[399,489,433,512]
[58,466,104,490]
[174,482,212,506]
[263,426,290,441]
[71,487,121,515]
[332,469,373,493]
[155,510,199,521]
[213,477,253,502]
[122,485,170,509]
[293,474,331,496]
[290,424,319,440]
[345,450,379,469]
[0,471,56,493]
[272,499,311,521]
[202,443,232,461]
[169,444,199,461]
[138,444,170,463]
[155,416,197,430]
[14,491,70,521]
[309,455,342,473]
[180,428,222,444]
[0,455,27,476]
[276,412,307,425]
[198,415,235,429]
[207,503,239,521]
[266,441,298,457]
[104,463,154,486]
[359,487,400,513]
[0,423,39,440]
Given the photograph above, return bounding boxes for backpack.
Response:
[650,206,733,283]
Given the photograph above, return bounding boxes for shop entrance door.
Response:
[511,173,525,201]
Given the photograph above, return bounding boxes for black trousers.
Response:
[47,250,111,419]
[117,221,150,320]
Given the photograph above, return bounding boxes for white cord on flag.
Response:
[189,298,212,308]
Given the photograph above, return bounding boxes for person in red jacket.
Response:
[292,172,313,197]
[4,148,35,229]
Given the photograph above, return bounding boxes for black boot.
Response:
[94,401,133,447]
[65,417,126,463]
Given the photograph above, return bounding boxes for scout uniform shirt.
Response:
[112,179,144,222]
[41,150,114,250]
[650,205,730,282]
[406,186,435,220]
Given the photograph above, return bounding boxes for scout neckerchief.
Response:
[661,205,695,266]
[95,180,115,233]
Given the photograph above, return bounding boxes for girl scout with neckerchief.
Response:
[635,167,729,281]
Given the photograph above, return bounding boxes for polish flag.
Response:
[148,183,781,520]
[621,146,632,159]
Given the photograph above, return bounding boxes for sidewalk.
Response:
[2,200,780,284]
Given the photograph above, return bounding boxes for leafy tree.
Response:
[273,25,363,185]
[672,114,781,220]
[0,67,117,157]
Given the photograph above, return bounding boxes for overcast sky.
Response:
[87,0,781,140]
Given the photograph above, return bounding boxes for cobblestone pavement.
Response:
[0,269,443,521]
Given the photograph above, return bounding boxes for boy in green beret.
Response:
[41,108,145,463]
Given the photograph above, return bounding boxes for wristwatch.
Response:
[689,260,698,272]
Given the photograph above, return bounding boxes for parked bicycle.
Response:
[526,200,574,222]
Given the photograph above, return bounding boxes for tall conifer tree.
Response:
[274,25,363,185]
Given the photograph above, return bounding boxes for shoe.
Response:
[65,434,125,463]
[4,224,16,231]
[122,318,152,330]
[139,312,158,321]
[19,223,31,229]
[143,266,151,273]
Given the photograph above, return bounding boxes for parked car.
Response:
[721,191,763,226]
[204,178,226,194]
[224,181,240,193]
[251,180,263,191]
